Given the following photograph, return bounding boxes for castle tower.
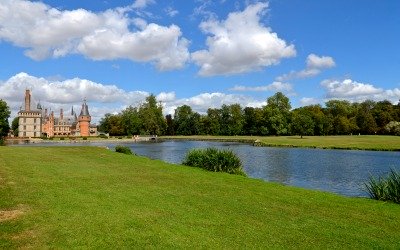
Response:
[78,99,91,137]
[24,89,31,111]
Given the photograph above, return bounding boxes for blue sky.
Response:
[0,0,399,122]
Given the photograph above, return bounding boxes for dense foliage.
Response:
[0,99,11,143]
[115,145,134,155]
[365,169,400,204]
[98,92,400,137]
[182,148,246,176]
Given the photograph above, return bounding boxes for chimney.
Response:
[60,108,64,120]
[24,89,31,111]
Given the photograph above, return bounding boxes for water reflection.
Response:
[10,140,400,197]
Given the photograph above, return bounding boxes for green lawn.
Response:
[161,135,400,151]
[1,147,400,248]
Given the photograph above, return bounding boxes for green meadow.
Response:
[161,135,400,151]
[1,146,400,248]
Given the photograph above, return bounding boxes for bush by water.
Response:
[365,169,400,204]
[115,145,134,155]
[183,147,246,176]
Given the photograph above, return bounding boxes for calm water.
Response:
[10,140,400,197]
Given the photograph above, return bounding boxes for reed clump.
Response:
[115,145,134,155]
[365,169,400,204]
[183,147,246,176]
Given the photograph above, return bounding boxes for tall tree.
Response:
[121,106,141,135]
[139,94,166,135]
[204,108,221,135]
[0,99,11,140]
[165,114,175,135]
[264,92,291,135]
[174,105,201,135]
[220,104,244,135]
[11,116,19,136]
[291,108,315,138]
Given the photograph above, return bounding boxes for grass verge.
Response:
[0,146,400,248]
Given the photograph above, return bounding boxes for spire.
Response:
[79,99,90,116]
[37,100,42,110]
[71,106,74,116]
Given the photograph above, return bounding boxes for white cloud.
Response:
[0,73,267,122]
[277,54,335,81]
[299,97,320,106]
[166,92,266,115]
[131,0,155,9]
[165,7,179,17]
[321,78,400,103]
[191,2,296,76]
[0,0,189,70]
[230,81,293,92]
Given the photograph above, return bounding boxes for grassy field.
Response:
[1,147,400,248]
[161,135,400,151]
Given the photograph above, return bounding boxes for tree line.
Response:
[99,92,400,137]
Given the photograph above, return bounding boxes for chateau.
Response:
[18,90,97,138]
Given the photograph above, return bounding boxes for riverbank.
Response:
[1,147,399,248]
[160,135,400,151]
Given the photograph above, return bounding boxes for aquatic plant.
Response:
[182,147,246,176]
[365,169,400,204]
[115,145,134,155]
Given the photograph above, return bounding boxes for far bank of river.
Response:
[9,139,400,197]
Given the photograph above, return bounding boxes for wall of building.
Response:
[18,112,42,138]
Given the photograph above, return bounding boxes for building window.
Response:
[34,125,36,130]
[23,132,26,137]
[23,125,26,130]
[23,118,26,123]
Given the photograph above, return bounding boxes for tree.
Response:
[291,108,315,138]
[121,106,141,135]
[204,108,221,135]
[174,105,200,135]
[165,114,175,135]
[325,100,358,135]
[220,104,244,135]
[0,99,11,141]
[139,94,166,135]
[11,116,19,136]
[356,100,378,134]
[264,92,291,135]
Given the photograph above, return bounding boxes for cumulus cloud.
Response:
[321,78,400,103]
[230,81,293,92]
[277,54,335,81]
[0,0,189,70]
[299,97,320,106]
[191,2,296,76]
[0,73,267,122]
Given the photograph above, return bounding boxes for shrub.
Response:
[115,145,134,155]
[118,137,123,139]
[182,147,246,176]
[365,169,400,204]
[83,137,88,140]
[0,138,4,146]
[60,137,65,140]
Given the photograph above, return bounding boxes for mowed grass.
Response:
[1,147,400,248]
[161,135,400,151]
